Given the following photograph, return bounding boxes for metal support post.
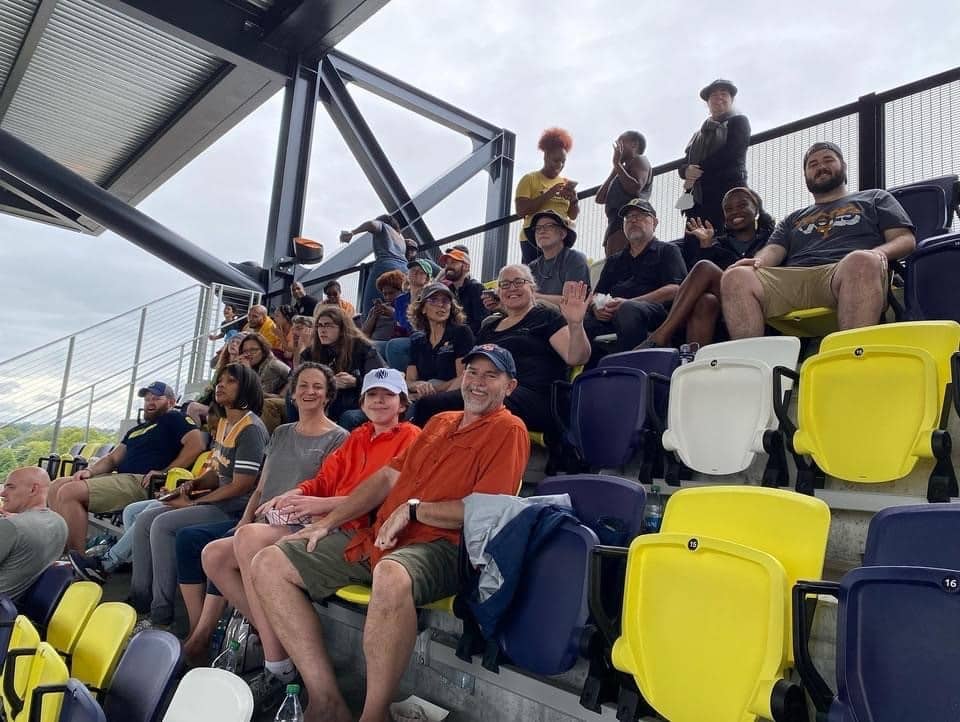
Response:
[175,345,186,394]
[125,308,148,421]
[857,92,884,190]
[84,385,95,442]
[263,59,319,299]
[482,131,515,280]
[50,336,75,454]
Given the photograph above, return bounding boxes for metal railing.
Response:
[0,283,260,456]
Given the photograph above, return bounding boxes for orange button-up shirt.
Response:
[297,422,420,532]
[344,407,529,566]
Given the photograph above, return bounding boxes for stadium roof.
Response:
[0,0,386,233]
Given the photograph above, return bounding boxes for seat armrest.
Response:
[792,579,840,715]
[588,545,629,648]
[772,366,800,442]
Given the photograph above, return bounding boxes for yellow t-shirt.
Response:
[245,317,283,351]
[515,170,572,238]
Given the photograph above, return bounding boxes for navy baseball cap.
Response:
[463,344,517,378]
[138,381,177,400]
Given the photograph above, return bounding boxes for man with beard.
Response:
[721,143,915,338]
[251,345,528,722]
[244,304,284,352]
[439,248,489,335]
[50,381,206,552]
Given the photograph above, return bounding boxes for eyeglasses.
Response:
[425,295,452,306]
[498,278,533,290]
[240,348,261,357]
[316,322,339,330]
[623,211,654,223]
[534,222,564,232]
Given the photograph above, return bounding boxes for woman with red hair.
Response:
[515,127,579,264]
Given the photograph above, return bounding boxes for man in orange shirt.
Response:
[252,345,529,722]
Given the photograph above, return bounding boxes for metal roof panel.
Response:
[0,0,38,90]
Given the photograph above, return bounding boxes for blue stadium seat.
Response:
[30,678,105,722]
[101,629,183,722]
[863,503,960,567]
[905,233,960,323]
[18,566,74,634]
[0,595,17,667]
[888,174,959,242]
[495,520,599,676]
[794,566,960,722]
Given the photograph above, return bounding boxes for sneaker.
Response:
[247,669,297,711]
[84,541,113,558]
[131,618,171,636]
[68,551,110,585]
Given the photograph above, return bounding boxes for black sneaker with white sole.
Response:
[68,550,110,585]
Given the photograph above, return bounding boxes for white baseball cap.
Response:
[361,367,408,397]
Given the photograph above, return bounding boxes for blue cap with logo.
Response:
[138,381,177,400]
[463,344,517,378]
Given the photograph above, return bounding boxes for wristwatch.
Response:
[408,498,421,522]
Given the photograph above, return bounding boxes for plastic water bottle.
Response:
[212,640,240,673]
[275,684,304,722]
[643,485,664,533]
[209,611,230,661]
[679,342,700,365]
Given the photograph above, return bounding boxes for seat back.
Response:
[56,679,106,722]
[696,337,802,397]
[793,345,939,481]
[0,596,17,662]
[820,321,960,413]
[905,233,960,323]
[831,566,960,722]
[889,175,958,241]
[19,566,74,632]
[612,534,788,722]
[538,475,646,542]
[4,615,41,707]
[496,521,599,675]
[569,368,649,468]
[102,630,183,722]
[46,583,102,658]
[598,349,680,416]
[19,642,69,722]
[863,504,960,567]
[661,358,773,474]
[190,450,212,477]
[70,603,136,694]
[161,668,254,722]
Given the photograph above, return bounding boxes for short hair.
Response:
[407,291,467,332]
[376,269,406,293]
[290,362,337,409]
[361,387,411,415]
[216,363,264,415]
[621,130,647,155]
[323,280,341,294]
[239,333,275,371]
[376,213,401,231]
[223,304,235,313]
[538,127,573,153]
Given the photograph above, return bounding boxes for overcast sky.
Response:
[1,0,959,359]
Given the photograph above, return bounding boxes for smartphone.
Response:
[157,490,180,502]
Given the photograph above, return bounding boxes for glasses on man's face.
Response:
[498,278,532,290]
[623,211,652,224]
[316,322,338,330]
[425,296,451,307]
[534,222,563,233]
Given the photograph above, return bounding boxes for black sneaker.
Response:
[247,669,297,711]
[68,551,109,585]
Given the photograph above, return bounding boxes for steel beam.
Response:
[0,0,58,124]
[0,128,263,292]
[857,92,884,190]
[263,0,389,60]
[263,59,319,297]
[481,131,516,279]
[327,51,500,141]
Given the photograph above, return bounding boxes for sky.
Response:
[1,0,959,360]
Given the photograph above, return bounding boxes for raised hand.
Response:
[339,230,353,244]
[685,217,715,247]
[559,281,591,325]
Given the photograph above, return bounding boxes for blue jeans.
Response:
[361,259,407,315]
[102,499,161,572]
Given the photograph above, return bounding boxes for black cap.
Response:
[618,198,658,218]
[700,79,738,101]
[419,282,455,303]
[463,344,517,378]
[803,141,845,166]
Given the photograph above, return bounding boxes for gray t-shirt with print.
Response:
[259,423,349,503]
[372,221,406,264]
[0,509,68,600]
[768,189,914,267]
[529,247,592,295]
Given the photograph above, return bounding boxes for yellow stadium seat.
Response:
[77,444,99,460]
[611,533,803,722]
[54,455,73,479]
[190,450,212,477]
[2,642,68,722]
[334,584,454,614]
[2,616,41,718]
[162,467,194,493]
[45,582,102,659]
[69,602,136,697]
[766,306,838,338]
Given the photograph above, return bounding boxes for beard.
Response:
[805,168,846,193]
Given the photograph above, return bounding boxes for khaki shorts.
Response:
[86,473,148,513]
[755,264,840,318]
[279,531,459,608]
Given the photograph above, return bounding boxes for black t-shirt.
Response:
[478,305,567,393]
[409,324,475,382]
[118,411,196,474]
[595,238,688,299]
[293,294,319,317]
[453,278,491,335]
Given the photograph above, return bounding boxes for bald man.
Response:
[243,304,284,352]
[0,467,68,600]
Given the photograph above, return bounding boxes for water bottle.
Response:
[643,485,664,533]
[209,612,230,662]
[211,640,240,674]
[679,343,700,365]
[275,684,304,722]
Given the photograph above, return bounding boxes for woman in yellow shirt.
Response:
[515,128,579,264]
